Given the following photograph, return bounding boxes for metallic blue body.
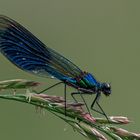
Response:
[0,16,101,93]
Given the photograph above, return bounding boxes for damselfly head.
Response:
[101,83,111,96]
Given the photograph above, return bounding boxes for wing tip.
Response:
[0,15,11,22]
[0,15,15,31]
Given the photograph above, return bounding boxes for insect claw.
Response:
[25,89,33,102]
[13,89,16,95]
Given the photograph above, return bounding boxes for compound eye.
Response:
[106,83,111,88]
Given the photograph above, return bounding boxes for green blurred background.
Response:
[0,0,139,139]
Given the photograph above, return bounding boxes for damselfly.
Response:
[0,16,111,119]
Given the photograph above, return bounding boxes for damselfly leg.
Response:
[71,92,109,120]
[91,93,109,121]
[38,82,63,94]
[71,92,91,115]
[36,82,68,116]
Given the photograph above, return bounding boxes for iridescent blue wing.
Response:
[0,15,82,81]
